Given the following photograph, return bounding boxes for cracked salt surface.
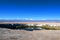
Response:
[0,28,60,40]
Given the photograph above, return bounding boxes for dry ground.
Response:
[0,28,60,40]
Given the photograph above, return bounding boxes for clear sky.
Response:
[0,0,60,20]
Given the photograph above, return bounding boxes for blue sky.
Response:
[0,0,60,20]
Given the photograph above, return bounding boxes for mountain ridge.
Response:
[0,20,60,22]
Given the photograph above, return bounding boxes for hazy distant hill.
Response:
[0,20,60,22]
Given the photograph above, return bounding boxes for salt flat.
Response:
[0,28,60,40]
[0,22,60,26]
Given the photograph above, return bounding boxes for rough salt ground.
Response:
[0,28,60,40]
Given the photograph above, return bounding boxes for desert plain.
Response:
[0,22,60,40]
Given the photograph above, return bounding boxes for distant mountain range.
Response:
[0,20,60,22]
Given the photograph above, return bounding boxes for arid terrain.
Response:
[0,28,60,40]
[0,22,60,24]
